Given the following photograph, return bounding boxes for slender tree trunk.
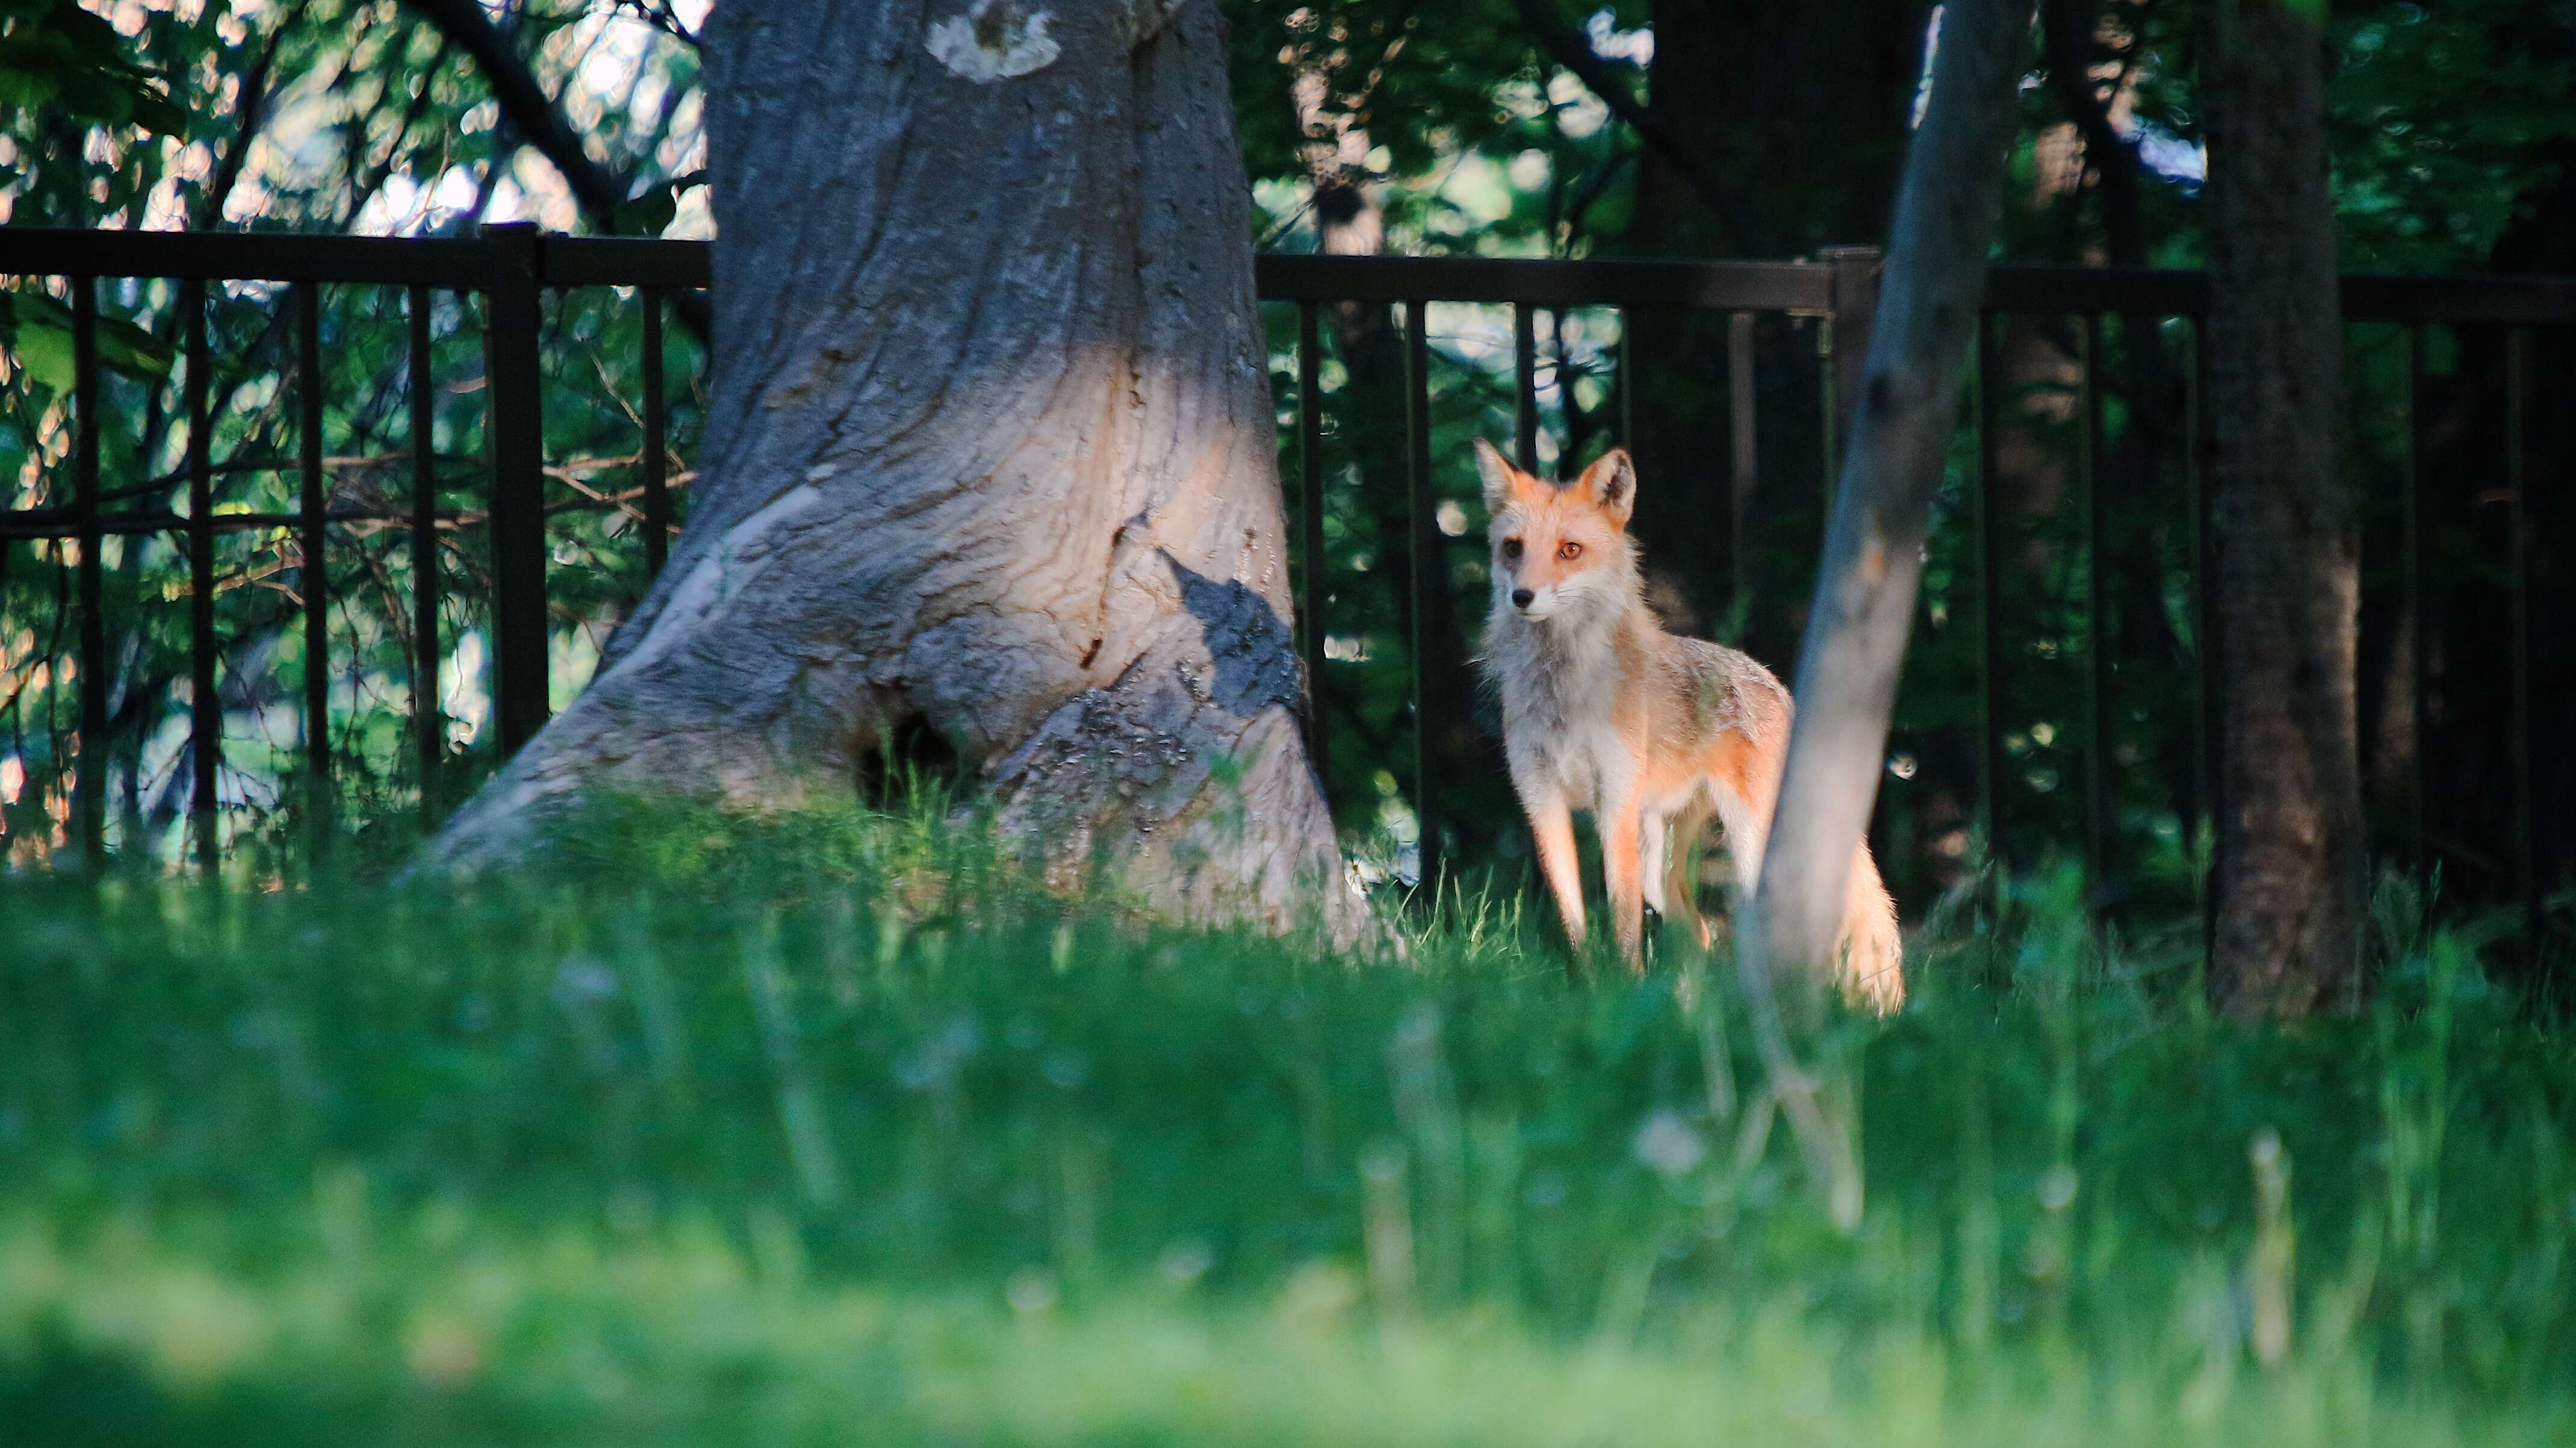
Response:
[2199,0,2365,1015]
[1736,0,2028,1228]
[1748,0,2026,982]
[1625,0,1926,653]
[427,0,1357,936]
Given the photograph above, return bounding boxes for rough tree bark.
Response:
[2198,0,2365,1015]
[427,0,1359,936]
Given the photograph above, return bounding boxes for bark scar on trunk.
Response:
[928,0,1060,81]
[1164,552,1302,718]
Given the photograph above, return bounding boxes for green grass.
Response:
[2,799,2569,1444]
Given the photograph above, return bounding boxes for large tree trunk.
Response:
[2199,0,2365,1015]
[427,0,1357,935]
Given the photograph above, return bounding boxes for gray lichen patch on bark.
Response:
[424,0,1363,942]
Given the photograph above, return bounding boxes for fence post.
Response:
[1403,299,1443,895]
[409,285,445,824]
[296,281,334,847]
[482,223,550,754]
[1821,245,1882,482]
[184,281,220,871]
[71,276,106,862]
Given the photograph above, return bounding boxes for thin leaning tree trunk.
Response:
[1736,0,2029,1224]
[427,0,1359,939]
[2199,0,2363,1015]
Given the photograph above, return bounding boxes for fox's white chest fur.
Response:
[1485,605,1635,811]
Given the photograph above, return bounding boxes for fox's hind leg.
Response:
[1656,800,1717,951]
[1640,813,1668,918]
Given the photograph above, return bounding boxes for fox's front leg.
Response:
[1521,785,1587,959]
[1601,788,1648,972]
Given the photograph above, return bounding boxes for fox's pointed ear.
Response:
[1473,439,1519,517]
[1578,447,1637,527]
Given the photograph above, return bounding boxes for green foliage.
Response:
[0,0,185,140]
[2328,0,2576,270]
[0,285,173,396]
[1224,0,1646,258]
[1,803,2571,1439]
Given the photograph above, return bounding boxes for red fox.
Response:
[1474,440,1903,1011]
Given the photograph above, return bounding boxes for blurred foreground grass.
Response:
[2,798,2569,1444]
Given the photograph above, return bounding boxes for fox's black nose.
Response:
[1511,588,1535,609]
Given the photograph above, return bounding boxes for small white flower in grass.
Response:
[1633,1109,1706,1178]
[550,955,618,1007]
[2038,1163,2078,1212]
[1007,1266,1058,1314]
[1524,1170,1569,1207]
[1158,1237,1213,1285]
[1040,1047,1087,1090]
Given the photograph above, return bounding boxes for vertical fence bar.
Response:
[1403,299,1441,892]
[482,223,550,753]
[2191,317,2219,941]
[184,281,219,870]
[2080,313,2108,906]
[295,282,331,831]
[1727,311,1757,620]
[1822,246,1881,478]
[409,285,443,825]
[71,276,106,860]
[1973,312,2002,861]
[1513,303,1540,473]
[641,285,671,578]
[1297,299,1328,783]
[2401,323,2427,875]
[1615,308,1637,449]
[2507,327,2537,953]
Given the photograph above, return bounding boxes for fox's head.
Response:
[1476,440,1640,627]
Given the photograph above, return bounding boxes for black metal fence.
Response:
[1,226,2568,949]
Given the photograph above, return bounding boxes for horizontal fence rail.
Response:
[7,228,2575,320]
[0,226,2566,959]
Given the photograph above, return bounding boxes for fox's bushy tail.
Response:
[1836,848,1905,1014]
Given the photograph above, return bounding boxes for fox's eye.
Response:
[1501,538,1523,560]
[1558,540,1583,561]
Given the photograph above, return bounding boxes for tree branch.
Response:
[1507,0,1769,253]
[399,0,710,337]
[196,4,301,229]
[612,0,703,48]
[399,0,631,221]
